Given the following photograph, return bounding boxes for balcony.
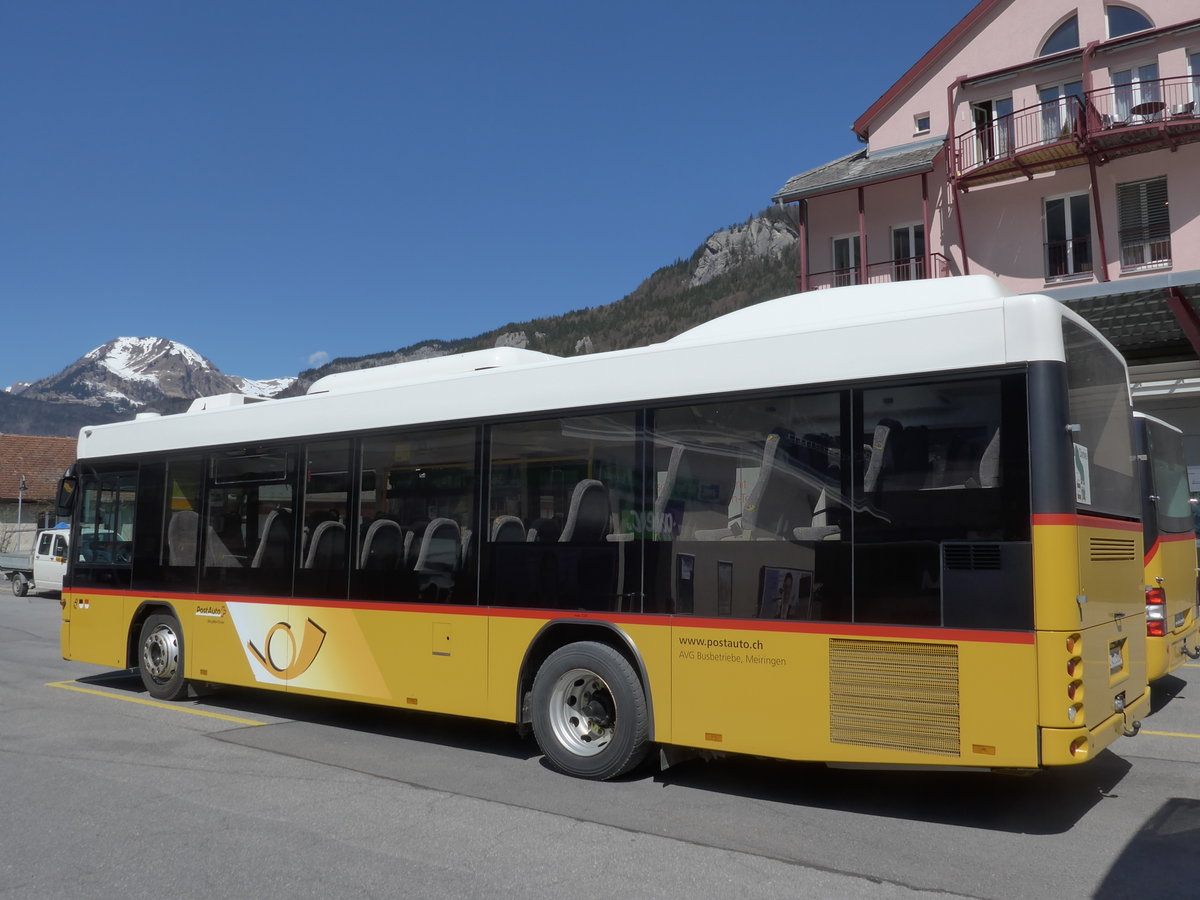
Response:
[954,76,1200,188]
[802,253,951,291]
[954,98,1090,188]
[1085,76,1200,163]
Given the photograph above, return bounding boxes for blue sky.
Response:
[2,0,972,389]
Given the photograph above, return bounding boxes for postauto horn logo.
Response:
[247,618,327,679]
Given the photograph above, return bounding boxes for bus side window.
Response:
[353,426,477,604]
[648,393,850,621]
[485,413,637,612]
[201,448,297,597]
[72,468,137,590]
[294,439,352,600]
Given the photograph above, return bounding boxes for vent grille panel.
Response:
[943,543,1002,570]
[829,639,961,757]
[1089,537,1136,561]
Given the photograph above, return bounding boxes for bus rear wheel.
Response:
[530,641,649,780]
[138,612,188,701]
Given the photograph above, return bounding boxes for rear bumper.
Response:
[1040,687,1152,765]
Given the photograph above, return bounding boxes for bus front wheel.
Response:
[530,641,649,780]
[138,613,188,701]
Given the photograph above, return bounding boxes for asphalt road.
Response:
[3,593,1198,899]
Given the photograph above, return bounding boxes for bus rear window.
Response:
[1063,320,1137,519]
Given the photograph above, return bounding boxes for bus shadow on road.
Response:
[75,669,539,764]
[1149,673,1187,714]
[653,751,1134,835]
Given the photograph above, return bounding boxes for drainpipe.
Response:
[1087,158,1110,282]
[799,199,809,293]
[858,187,867,285]
[1080,41,1110,282]
[947,76,970,275]
[922,173,930,278]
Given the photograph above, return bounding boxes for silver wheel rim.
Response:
[143,624,179,683]
[547,667,616,757]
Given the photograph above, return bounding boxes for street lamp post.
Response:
[17,475,27,550]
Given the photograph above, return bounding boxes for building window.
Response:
[1039,80,1084,141]
[969,96,1014,165]
[1038,15,1078,57]
[914,113,931,134]
[1113,63,1161,121]
[1107,6,1153,39]
[832,235,860,286]
[1043,193,1092,281]
[891,224,925,281]
[1191,51,1200,103]
[1117,177,1171,271]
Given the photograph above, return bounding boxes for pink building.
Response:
[774,1,1200,456]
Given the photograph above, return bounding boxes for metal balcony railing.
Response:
[1084,75,1198,131]
[1044,237,1093,282]
[1118,227,1172,272]
[955,97,1085,174]
[804,253,951,291]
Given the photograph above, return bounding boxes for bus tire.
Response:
[12,575,28,597]
[138,612,188,701]
[530,641,649,780]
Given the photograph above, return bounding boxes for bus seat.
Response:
[677,450,737,540]
[460,528,473,569]
[491,515,526,542]
[167,510,199,566]
[359,518,404,569]
[741,433,787,535]
[303,520,346,569]
[863,418,900,493]
[792,488,842,542]
[652,444,686,539]
[414,517,460,592]
[977,428,1001,488]
[251,508,293,569]
[559,480,611,543]
[403,520,428,570]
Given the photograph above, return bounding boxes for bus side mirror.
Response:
[55,476,78,518]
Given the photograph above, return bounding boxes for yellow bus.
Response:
[1133,412,1200,680]
[57,276,1150,779]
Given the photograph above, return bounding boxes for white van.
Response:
[32,527,69,593]
[3,526,70,596]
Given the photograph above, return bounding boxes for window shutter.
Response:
[1117,177,1170,267]
[1118,177,1169,238]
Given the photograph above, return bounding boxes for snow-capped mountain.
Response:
[12,337,296,416]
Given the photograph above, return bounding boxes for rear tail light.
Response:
[1146,586,1166,637]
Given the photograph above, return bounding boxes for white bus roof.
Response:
[74,275,1114,460]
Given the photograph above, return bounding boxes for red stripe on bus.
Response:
[63,587,1033,644]
[1144,531,1197,565]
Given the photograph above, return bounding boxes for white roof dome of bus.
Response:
[667,275,1015,346]
[307,347,560,395]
